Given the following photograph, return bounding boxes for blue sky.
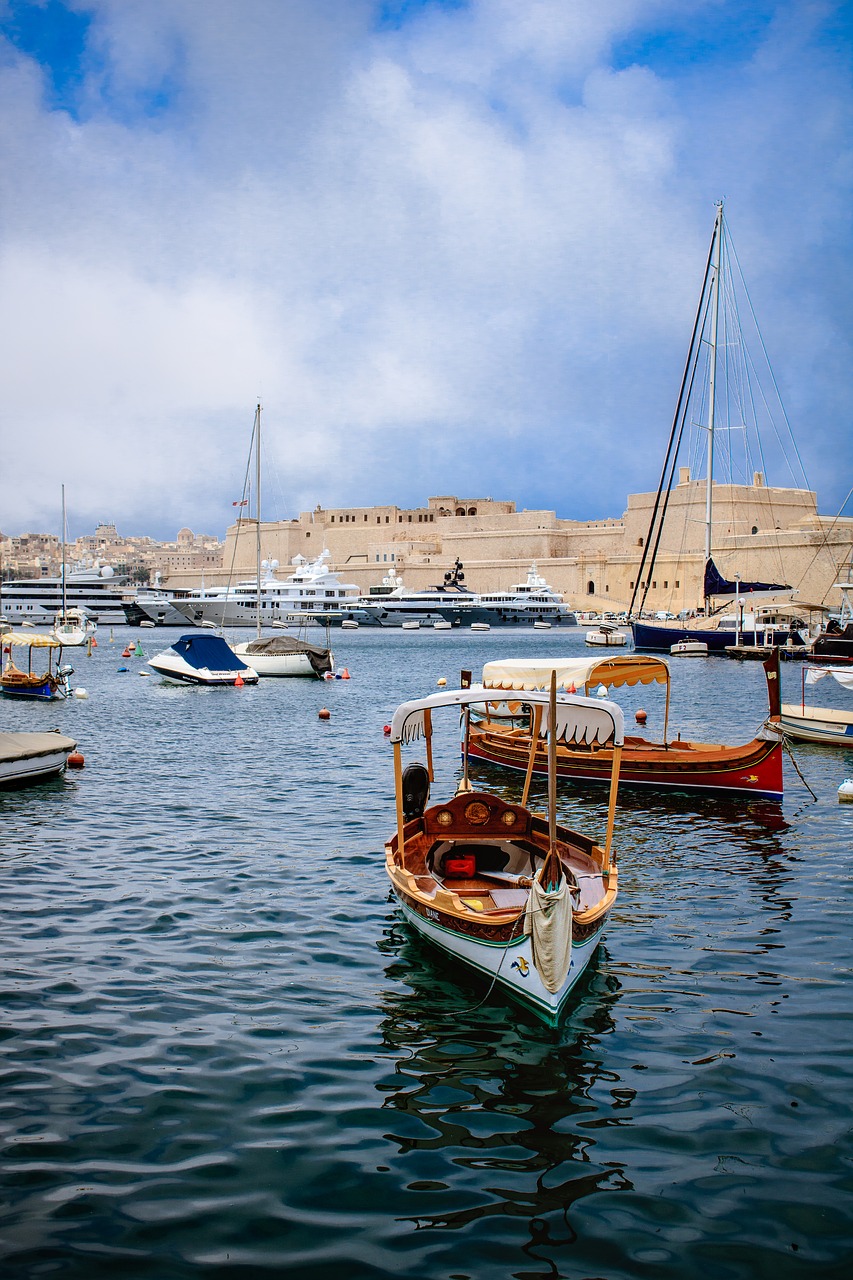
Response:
[0,0,850,541]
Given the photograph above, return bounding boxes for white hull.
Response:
[780,704,853,745]
[147,653,259,685]
[395,893,604,1023]
[0,733,77,785]
[586,630,627,647]
[231,645,324,677]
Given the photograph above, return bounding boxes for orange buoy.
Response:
[319,708,331,720]
[383,724,391,736]
[92,638,98,647]
[67,752,85,769]
[340,668,350,679]
[234,674,245,687]
[635,709,647,724]
[121,647,133,658]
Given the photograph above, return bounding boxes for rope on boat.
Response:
[778,729,818,802]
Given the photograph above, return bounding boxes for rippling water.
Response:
[1,628,851,1279]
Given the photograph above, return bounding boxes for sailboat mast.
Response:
[255,403,262,639]
[61,484,67,619]
[704,201,724,563]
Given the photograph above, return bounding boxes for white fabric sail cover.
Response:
[523,875,572,992]
[806,667,853,690]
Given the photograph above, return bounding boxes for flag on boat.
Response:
[232,499,248,507]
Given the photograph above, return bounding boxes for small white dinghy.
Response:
[341,619,360,630]
[670,640,708,656]
[402,621,420,631]
[471,622,491,632]
[434,621,452,631]
[586,625,627,648]
[0,731,78,786]
[533,620,552,630]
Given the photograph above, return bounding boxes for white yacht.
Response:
[0,563,135,626]
[171,551,369,628]
[473,564,579,626]
[357,562,479,627]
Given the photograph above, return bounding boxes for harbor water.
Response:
[1,628,851,1279]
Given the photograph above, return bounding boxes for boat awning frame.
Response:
[390,686,624,748]
[1,630,62,648]
[481,655,669,694]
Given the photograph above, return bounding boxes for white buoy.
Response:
[596,684,608,698]
[838,779,853,803]
[437,677,447,687]
[74,688,89,699]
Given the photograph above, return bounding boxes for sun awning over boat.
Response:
[1,630,62,648]
[390,687,624,747]
[482,655,669,693]
[806,667,853,690]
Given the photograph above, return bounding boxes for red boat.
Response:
[466,652,783,801]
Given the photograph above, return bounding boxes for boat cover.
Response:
[806,667,853,690]
[242,635,333,676]
[0,731,77,762]
[171,634,251,671]
[482,655,668,692]
[704,557,790,599]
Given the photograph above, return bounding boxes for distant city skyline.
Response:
[1,1,850,539]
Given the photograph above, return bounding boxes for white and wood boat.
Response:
[780,666,853,744]
[1,630,71,701]
[51,489,98,647]
[0,731,78,786]
[147,634,259,686]
[385,678,624,1024]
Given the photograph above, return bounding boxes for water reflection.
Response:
[377,927,632,1273]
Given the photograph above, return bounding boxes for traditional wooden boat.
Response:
[386,678,624,1024]
[1,630,71,701]
[466,652,783,800]
[780,666,853,745]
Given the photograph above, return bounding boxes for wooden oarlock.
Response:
[520,703,543,809]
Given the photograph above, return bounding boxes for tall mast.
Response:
[61,484,67,619]
[704,201,724,563]
[255,403,262,639]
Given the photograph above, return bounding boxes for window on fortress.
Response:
[630,581,634,589]
[652,581,657,589]
[330,516,334,523]
[638,537,643,546]
[752,526,758,535]
[663,581,668,589]
[456,508,465,516]
[429,514,433,522]
[385,516,389,523]
[675,580,680,588]
[399,516,403,522]
[364,515,367,522]
[408,515,412,522]
[587,581,595,595]
[468,507,476,515]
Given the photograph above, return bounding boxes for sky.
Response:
[0,0,850,542]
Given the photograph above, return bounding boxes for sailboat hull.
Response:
[632,621,795,653]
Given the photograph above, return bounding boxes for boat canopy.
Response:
[171,634,251,671]
[390,686,624,748]
[1,630,62,648]
[806,667,853,691]
[482,655,669,693]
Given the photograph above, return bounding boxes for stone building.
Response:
[161,479,852,612]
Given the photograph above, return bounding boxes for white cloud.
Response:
[0,0,849,538]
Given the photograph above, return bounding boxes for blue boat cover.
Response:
[171,634,250,671]
[703,557,790,599]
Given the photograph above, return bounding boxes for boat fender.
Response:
[324,672,334,679]
[839,779,853,804]
[596,684,608,698]
[74,688,89,699]
[340,668,350,679]
[636,709,647,724]
[319,708,331,720]
[335,673,342,679]
[383,724,391,735]
[67,752,85,769]
[118,666,129,673]
[234,674,245,686]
